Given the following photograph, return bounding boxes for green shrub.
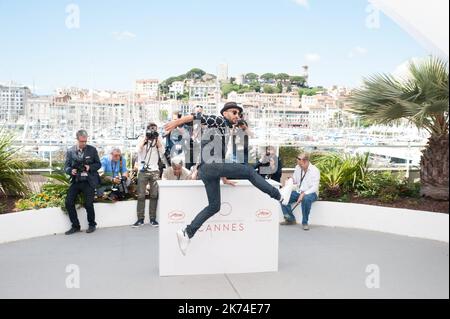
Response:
[379,185,400,203]
[398,180,421,198]
[0,202,6,214]
[0,127,29,196]
[356,171,405,202]
[314,152,369,199]
[279,146,303,168]
[15,199,34,211]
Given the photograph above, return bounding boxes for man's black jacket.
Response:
[64,145,101,188]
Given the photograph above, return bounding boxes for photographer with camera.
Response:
[255,146,282,182]
[233,118,254,165]
[132,122,167,228]
[164,111,189,168]
[64,130,101,235]
[162,156,192,180]
[99,148,129,201]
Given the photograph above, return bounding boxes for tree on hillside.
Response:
[245,73,259,82]
[276,73,290,82]
[261,73,276,83]
[186,68,206,80]
[290,76,307,87]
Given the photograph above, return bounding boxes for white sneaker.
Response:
[176,228,191,256]
[280,178,294,205]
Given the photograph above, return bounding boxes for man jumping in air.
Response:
[164,102,291,255]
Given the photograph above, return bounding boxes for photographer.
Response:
[162,156,192,180]
[255,146,282,182]
[164,111,189,168]
[99,148,129,201]
[64,130,101,235]
[132,122,167,228]
[234,118,254,165]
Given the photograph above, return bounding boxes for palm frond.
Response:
[0,127,30,196]
[348,56,449,136]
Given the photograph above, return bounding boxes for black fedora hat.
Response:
[220,102,243,116]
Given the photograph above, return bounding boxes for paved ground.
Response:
[0,225,448,299]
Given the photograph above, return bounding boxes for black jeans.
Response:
[65,181,97,228]
[185,163,281,238]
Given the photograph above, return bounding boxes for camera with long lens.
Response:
[146,128,159,141]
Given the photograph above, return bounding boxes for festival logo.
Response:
[168,211,185,222]
[255,209,272,220]
[218,202,232,217]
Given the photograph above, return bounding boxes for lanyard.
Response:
[299,169,308,188]
[143,140,157,168]
[111,161,117,176]
[111,158,123,177]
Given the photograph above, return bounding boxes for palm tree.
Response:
[349,56,449,200]
[0,127,29,197]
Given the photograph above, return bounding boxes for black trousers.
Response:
[65,181,97,228]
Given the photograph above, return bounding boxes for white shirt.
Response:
[292,163,320,196]
[162,167,192,180]
[136,136,165,172]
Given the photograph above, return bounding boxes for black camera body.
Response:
[71,158,88,182]
[112,176,129,194]
[146,129,159,141]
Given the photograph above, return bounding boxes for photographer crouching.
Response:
[64,130,101,235]
[132,122,167,228]
[99,148,130,201]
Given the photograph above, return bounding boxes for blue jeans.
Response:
[185,163,281,238]
[280,191,317,225]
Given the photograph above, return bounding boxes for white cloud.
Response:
[348,46,368,58]
[112,31,137,40]
[392,57,425,80]
[305,53,321,63]
[293,0,309,8]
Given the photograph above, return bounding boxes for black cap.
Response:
[220,102,243,116]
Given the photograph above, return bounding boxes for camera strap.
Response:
[142,139,157,169]
[119,156,123,178]
[111,157,124,178]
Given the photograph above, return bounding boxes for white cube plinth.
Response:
[158,180,280,276]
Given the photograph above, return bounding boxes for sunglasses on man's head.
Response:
[229,110,240,115]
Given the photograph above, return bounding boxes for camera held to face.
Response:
[146,127,159,141]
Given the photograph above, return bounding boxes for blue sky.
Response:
[0,0,430,94]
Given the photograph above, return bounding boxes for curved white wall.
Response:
[0,200,448,244]
[290,201,448,243]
